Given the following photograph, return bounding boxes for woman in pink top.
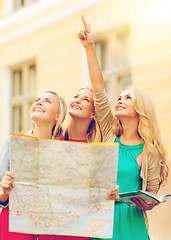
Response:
[61,87,101,143]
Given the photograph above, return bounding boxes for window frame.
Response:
[13,0,38,10]
[10,60,37,133]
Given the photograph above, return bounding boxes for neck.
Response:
[119,117,142,145]
[68,118,91,140]
[33,124,53,139]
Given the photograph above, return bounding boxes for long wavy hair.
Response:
[44,91,67,139]
[113,86,168,186]
[72,87,102,143]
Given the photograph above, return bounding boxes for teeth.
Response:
[72,106,81,110]
[34,107,43,112]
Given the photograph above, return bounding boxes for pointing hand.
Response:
[77,16,94,48]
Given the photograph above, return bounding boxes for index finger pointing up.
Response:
[81,15,88,28]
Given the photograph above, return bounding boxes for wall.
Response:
[0,0,171,238]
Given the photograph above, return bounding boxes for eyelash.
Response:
[34,99,51,103]
[118,96,131,101]
[73,96,90,102]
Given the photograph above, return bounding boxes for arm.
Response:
[93,89,116,142]
[78,16,117,142]
[131,149,161,211]
[77,16,104,93]
[145,149,161,194]
[0,138,12,208]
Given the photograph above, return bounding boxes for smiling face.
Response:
[69,88,94,120]
[31,92,59,126]
[115,89,138,120]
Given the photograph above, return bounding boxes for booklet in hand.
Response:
[119,190,171,206]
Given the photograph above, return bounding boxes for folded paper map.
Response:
[9,134,118,238]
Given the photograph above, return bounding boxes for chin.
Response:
[115,113,122,118]
[31,114,43,122]
[115,114,125,120]
[69,109,79,117]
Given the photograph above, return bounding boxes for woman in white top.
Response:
[0,90,67,240]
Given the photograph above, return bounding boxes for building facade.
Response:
[0,0,171,239]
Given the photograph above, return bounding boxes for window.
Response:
[117,74,131,96]
[12,106,22,133]
[95,38,110,95]
[116,30,130,67]
[14,0,25,9]
[95,40,107,71]
[94,26,131,108]
[11,61,36,133]
[12,69,22,96]
[13,0,38,10]
[28,64,36,93]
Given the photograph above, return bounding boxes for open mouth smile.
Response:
[116,106,126,110]
[71,104,82,111]
[33,107,45,112]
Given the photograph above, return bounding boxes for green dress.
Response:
[92,136,149,240]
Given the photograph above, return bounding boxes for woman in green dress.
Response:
[77,16,168,239]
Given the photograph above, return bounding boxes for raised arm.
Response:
[77,16,104,93]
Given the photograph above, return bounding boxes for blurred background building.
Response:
[0,0,171,239]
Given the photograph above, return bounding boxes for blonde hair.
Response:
[113,86,168,186]
[73,87,102,142]
[44,91,67,139]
